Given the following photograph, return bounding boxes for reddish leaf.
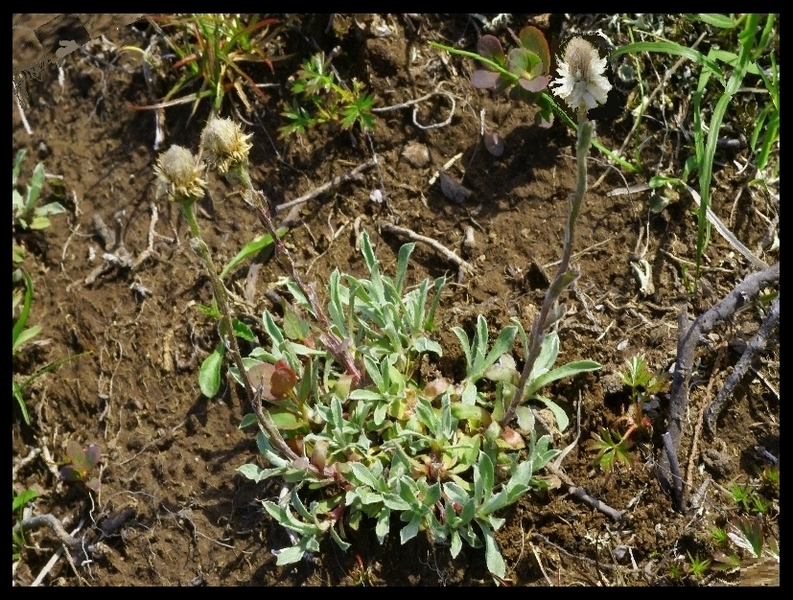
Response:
[518,26,551,75]
[483,129,505,157]
[476,35,505,64]
[60,465,83,482]
[271,359,297,398]
[471,70,500,89]
[519,75,550,93]
[249,360,297,401]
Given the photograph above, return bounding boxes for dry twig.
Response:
[659,263,779,511]
[378,221,474,274]
[275,159,377,212]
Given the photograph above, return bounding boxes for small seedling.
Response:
[667,561,684,582]
[280,51,376,137]
[686,552,711,578]
[13,149,66,262]
[587,355,667,473]
[710,525,730,548]
[727,481,769,515]
[59,440,101,492]
[12,489,40,561]
[758,465,779,490]
[586,427,635,474]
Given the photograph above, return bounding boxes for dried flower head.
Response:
[154,145,207,203]
[200,117,253,174]
[551,37,612,112]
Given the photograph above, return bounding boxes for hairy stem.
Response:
[179,199,307,470]
[500,111,594,428]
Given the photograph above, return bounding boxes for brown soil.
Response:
[13,14,779,586]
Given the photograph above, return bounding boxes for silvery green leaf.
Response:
[263,310,285,345]
[237,463,263,480]
[532,394,570,432]
[329,522,351,551]
[398,477,420,506]
[484,420,502,445]
[349,461,380,489]
[440,396,455,438]
[382,493,411,512]
[239,412,258,429]
[348,389,383,401]
[400,514,421,544]
[475,452,494,504]
[359,231,379,275]
[460,523,480,548]
[373,401,388,426]
[483,363,519,384]
[356,488,382,505]
[262,502,316,537]
[461,381,478,406]
[450,531,463,557]
[376,506,391,543]
[474,315,489,368]
[274,544,305,565]
[515,406,535,432]
[532,331,559,377]
[412,336,442,356]
[548,269,579,299]
[415,397,439,431]
[291,487,316,522]
[510,316,529,360]
[508,458,533,489]
[394,242,415,295]
[452,326,472,373]
[285,340,325,356]
[481,489,509,515]
[443,481,469,505]
[481,523,506,579]
[529,359,602,396]
[328,270,348,336]
[256,432,289,468]
[425,482,442,506]
[481,326,518,374]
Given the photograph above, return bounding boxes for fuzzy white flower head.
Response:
[154,145,207,203]
[200,117,253,174]
[551,37,612,112]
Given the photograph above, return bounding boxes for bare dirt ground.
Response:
[13,14,779,586]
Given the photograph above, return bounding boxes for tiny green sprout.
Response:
[727,481,761,513]
[612,354,669,446]
[59,440,101,493]
[759,465,779,490]
[13,270,89,424]
[750,493,771,515]
[667,561,684,582]
[620,354,668,395]
[13,489,40,560]
[586,427,635,473]
[12,148,66,239]
[710,525,730,547]
[686,552,711,578]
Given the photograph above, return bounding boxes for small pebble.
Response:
[401,142,430,168]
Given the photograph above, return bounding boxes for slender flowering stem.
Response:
[179,199,308,468]
[500,37,604,428]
